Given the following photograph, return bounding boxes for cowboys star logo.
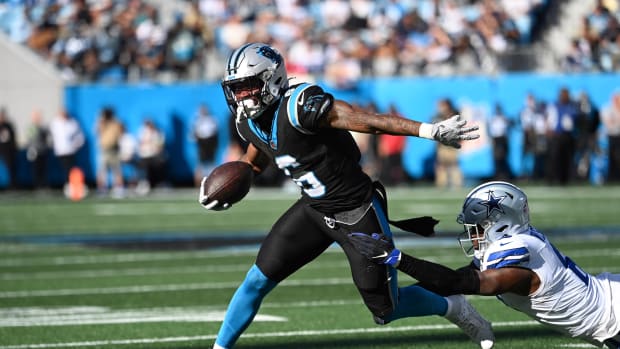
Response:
[481,190,506,217]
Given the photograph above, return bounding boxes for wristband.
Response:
[419,123,434,139]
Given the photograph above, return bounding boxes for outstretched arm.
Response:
[347,232,538,296]
[323,100,480,148]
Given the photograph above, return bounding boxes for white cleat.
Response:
[444,294,495,349]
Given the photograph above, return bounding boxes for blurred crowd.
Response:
[562,0,620,73]
[0,0,552,84]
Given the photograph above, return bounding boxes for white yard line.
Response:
[0,320,546,349]
[0,277,354,298]
[0,306,286,327]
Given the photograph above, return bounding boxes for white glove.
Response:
[429,114,479,148]
[198,177,231,211]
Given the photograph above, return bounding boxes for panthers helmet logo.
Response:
[257,46,282,65]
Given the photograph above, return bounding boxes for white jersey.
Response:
[479,227,620,347]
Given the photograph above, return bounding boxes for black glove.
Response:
[347,232,402,267]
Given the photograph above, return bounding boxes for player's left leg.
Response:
[214,199,334,349]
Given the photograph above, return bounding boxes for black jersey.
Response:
[236,83,373,213]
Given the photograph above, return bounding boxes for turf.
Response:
[0,184,619,349]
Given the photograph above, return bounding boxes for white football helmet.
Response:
[457,181,530,259]
[221,43,289,121]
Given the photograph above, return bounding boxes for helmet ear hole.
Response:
[496,225,508,232]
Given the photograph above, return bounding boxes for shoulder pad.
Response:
[286,83,333,134]
[483,236,530,270]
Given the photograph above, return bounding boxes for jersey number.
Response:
[530,229,589,286]
[275,155,326,198]
[551,244,590,286]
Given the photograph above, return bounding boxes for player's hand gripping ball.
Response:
[199,161,253,211]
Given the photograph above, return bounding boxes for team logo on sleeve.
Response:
[481,190,506,217]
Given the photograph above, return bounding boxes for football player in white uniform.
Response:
[348,181,620,348]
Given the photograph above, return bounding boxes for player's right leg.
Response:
[213,199,333,349]
[337,196,494,348]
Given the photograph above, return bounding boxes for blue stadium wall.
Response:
[46,73,619,186]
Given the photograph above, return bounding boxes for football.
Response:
[203,161,254,205]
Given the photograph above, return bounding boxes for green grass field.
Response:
[1,184,619,349]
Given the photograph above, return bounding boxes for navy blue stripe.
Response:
[486,247,530,269]
[487,256,530,269]
[487,247,529,262]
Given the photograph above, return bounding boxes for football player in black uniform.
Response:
[199,43,494,349]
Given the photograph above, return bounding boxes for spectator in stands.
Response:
[488,104,513,180]
[598,15,620,72]
[191,103,219,187]
[11,0,550,82]
[562,38,594,72]
[371,38,400,77]
[136,118,165,194]
[433,98,463,189]
[134,5,167,80]
[545,87,579,185]
[92,22,124,82]
[0,107,18,189]
[601,90,620,182]
[520,93,548,181]
[96,106,124,197]
[50,108,84,187]
[452,34,482,75]
[51,23,94,81]
[25,4,60,56]
[165,13,203,80]
[25,109,51,189]
[588,0,614,36]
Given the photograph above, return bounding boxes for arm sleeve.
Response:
[398,254,481,296]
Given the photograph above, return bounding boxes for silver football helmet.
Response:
[221,43,289,121]
[457,181,530,259]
